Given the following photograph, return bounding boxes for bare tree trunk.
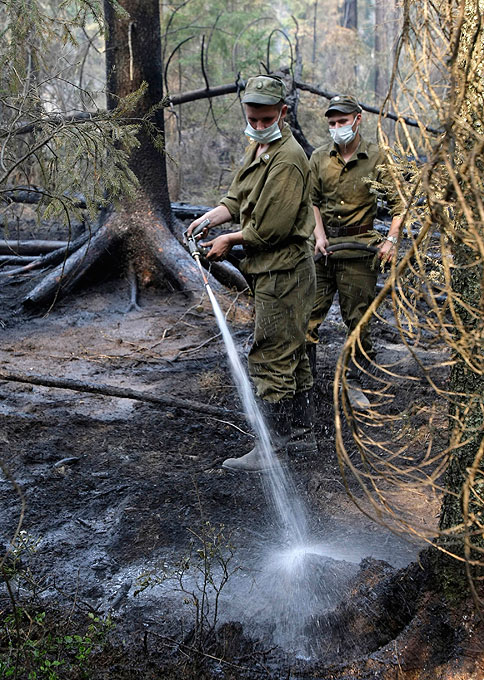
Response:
[374,0,400,104]
[341,0,357,29]
[312,0,318,64]
[104,0,172,221]
[374,0,387,102]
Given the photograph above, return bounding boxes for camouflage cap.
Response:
[325,94,362,116]
[242,75,286,105]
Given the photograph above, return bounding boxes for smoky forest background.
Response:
[1,0,484,678]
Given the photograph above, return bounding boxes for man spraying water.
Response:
[187,74,316,472]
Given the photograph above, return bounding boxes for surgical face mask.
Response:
[244,111,282,144]
[329,120,358,146]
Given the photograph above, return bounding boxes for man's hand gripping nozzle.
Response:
[183,218,211,286]
[183,218,211,259]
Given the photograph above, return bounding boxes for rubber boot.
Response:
[346,358,370,409]
[346,380,371,409]
[287,389,318,458]
[306,343,317,380]
[222,400,291,472]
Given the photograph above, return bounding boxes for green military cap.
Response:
[325,94,362,116]
[242,75,286,105]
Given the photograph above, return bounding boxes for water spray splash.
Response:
[205,284,308,545]
[197,264,349,658]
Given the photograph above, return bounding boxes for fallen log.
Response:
[171,201,211,219]
[2,186,213,220]
[0,231,92,279]
[1,185,90,209]
[0,255,38,265]
[0,369,244,420]
[0,239,68,255]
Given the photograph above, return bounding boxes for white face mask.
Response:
[244,111,282,144]
[330,120,358,146]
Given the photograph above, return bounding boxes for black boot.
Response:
[306,343,317,380]
[288,389,318,458]
[222,400,291,472]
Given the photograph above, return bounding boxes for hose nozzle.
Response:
[184,218,211,258]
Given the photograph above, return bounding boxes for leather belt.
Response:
[326,223,373,238]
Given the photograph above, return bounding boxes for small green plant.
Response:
[0,608,113,679]
[136,521,240,652]
[1,530,113,679]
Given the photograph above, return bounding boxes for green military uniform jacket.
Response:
[310,137,402,258]
[220,123,314,274]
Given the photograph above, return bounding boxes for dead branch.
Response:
[169,80,244,106]
[0,255,38,265]
[294,80,443,134]
[0,240,68,255]
[0,369,244,420]
[0,231,91,279]
[1,111,95,138]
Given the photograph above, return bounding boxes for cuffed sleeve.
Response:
[219,196,240,222]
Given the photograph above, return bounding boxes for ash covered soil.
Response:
[1,237,480,678]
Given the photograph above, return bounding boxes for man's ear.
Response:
[280,104,288,121]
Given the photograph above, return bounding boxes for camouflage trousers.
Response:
[307,256,378,358]
[248,256,316,403]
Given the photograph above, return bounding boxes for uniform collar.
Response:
[247,122,291,164]
[330,136,370,162]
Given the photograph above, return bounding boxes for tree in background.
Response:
[341,0,357,29]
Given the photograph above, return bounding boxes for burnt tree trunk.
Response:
[102,0,213,294]
[102,0,245,295]
[104,0,172,220]
[19,1,246,308]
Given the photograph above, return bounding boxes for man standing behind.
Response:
[307,94,404,404]
[187,75,316,472]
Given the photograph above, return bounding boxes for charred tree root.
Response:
[0,369,244,420]
[22,221,122,308]
[15,211,248,308]
[125,262,141,312]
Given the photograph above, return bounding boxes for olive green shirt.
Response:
[220,124,314,274]
[310,138,403,257]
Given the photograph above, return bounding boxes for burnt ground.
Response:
[0,223,483,679]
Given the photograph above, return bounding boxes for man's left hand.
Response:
[201,234,233,261]
[378,239,396,264]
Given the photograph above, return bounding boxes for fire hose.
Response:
[184,222,380,268]
[314,242,378,261]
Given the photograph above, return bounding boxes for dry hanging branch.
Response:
[333,0,484,611]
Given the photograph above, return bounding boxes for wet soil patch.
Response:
[1,255,472,678]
